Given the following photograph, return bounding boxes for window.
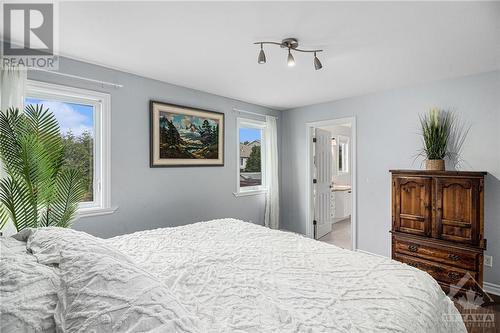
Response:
[337,135,349,174]
[25,81,113,217]
[235,118,266,196]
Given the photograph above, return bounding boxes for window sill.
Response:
[233,189,267,197]
[77,206,118,218]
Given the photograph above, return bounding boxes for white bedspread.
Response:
[108,219,466,333]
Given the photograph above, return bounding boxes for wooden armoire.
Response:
[390,170,487,295]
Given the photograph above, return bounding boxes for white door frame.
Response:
[305,117,357,250]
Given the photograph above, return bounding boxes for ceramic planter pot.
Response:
[426,159,445,171]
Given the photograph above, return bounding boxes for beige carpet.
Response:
[319,218,352,250]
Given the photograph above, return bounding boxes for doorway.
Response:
[305,117,356,250]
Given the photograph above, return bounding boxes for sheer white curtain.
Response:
[0,66,27,236]
[0,66,27,112]
[264,115,279,229]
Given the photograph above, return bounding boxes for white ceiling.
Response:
[56,1,499,110]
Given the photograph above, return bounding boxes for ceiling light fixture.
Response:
[254,38,323,70]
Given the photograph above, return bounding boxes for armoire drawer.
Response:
[394,253,478,289]
[393,236,478,271]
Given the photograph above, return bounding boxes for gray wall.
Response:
[28,57,280,238]
[280,71,500,285]
[28,58,499,285]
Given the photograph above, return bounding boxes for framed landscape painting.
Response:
[150,101,224,167]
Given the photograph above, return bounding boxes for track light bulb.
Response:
[314,52,322,70]
[258,43,266,64]
[287,49,295,67]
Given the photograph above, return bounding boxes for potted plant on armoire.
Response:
[418,108,469,171]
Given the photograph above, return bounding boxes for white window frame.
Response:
[234,117,267,197]
[26,80,115,217]
[337,135,349,174]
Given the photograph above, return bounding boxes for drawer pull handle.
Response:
[408,262,419,268]
[448,272,460,281]
[448,254,461,261]
[408,245,418,252]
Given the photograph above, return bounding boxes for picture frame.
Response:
[150,101,224,167]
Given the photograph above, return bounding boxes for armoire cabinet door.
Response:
[435,178,480,245]
[393,176,432,236]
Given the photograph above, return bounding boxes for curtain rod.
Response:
[233,108,278,119]
[31,68,124,88]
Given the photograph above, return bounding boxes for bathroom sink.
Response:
[331,184,352,191]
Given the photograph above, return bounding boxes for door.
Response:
[393,176,432,236]
[314,128,333,239]
[435,178,480,245]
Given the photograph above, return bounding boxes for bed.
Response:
[1,218,466,332]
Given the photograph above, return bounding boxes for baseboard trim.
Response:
[355,249,388,259]
[356,249,500,296]
[484,282,500,296]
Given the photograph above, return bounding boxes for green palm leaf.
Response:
[44,169,86,228]
[0,176,35,231]
[25,104,65,176]
[0,108,25,176]
[0,204,9,230]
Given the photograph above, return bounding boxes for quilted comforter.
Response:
[106,218,466,333]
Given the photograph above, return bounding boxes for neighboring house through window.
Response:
[25,80,113,217]
[235,118,267,196]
